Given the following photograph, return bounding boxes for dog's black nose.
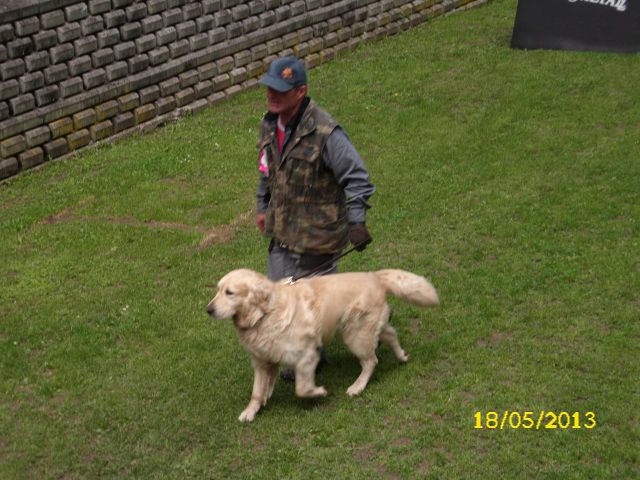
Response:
[206,304,215,316]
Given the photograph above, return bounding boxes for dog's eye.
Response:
[225,288,234,296]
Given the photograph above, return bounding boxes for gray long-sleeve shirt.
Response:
[256,125,375,224]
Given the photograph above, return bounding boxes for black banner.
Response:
[511,0,640,53]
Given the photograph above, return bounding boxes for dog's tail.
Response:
[375,270,439,308]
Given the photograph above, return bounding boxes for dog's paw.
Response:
[399,351,409,363]
[314,386,328,397]
[346,384,364,397]
[238,408,257,422]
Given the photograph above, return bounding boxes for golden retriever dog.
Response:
[206,268,439,422]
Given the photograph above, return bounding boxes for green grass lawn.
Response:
[1,0,639,478]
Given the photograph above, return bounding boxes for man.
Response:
[255,56,375,379]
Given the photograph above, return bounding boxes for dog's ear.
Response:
[235,277,271,330]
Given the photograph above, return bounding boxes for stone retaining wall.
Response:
[0,0,482,180]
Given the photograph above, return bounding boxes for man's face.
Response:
[266,86,307,117]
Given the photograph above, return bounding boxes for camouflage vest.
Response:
[258,100,349,254]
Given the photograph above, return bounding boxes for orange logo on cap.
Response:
[281,67,293,79]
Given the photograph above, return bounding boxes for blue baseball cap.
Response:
[259,56,307,92]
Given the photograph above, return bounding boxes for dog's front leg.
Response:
[239,360,273,422]
[294,348,328,398]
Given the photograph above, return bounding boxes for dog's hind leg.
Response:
[380,323,409,362]
[342,317,379,396]
[346,353,378,397]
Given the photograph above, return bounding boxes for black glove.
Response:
[349,223,372,251]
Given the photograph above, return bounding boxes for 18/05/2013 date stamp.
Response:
[474,411,596,430]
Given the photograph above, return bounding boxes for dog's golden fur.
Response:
[206,268,439,422]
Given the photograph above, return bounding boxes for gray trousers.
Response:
[267,242,337,281]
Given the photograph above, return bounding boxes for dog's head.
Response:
[206,269,272,330]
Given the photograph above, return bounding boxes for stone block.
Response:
[9,93,35,115]
[0,80,19,101]
[25,126,51,148]
[19,72,44,93]
[229,67,247,84]
[198,62,218,80]
[155,96,176,114]
[74,35,99,56]
[0,102,8,121]
[81,16,105,35]
[1,135,26,158]
[73,109,97,129]
[160,77,180,96]
[113,112,135,132]
[179,70,199,88]
[83,68,106,89]
[65,3,89,22]
[95,100,119,121]
[136,34,157,53]
[1,59,25,81]
[106,61,128,81]
[67,129,91,150]
[88,0,112,15]
[59,77,84,97]
[190,33,209,51]
[197,15,215,33]
[118,93,140,112]
[19,148,45,170]
[175,88,196,107]
[0,158,19,179]
[121,22,142,41]
[98,28,120,48]
[259,11,276,27]
[139,85,161,104]
[176,21,197,39]
[25,52,50,72]
[169,39,190,57]
[114,41,136,60]
[57,22,82,43]
[203,0,221,14]
[34,30,58,50]
[183,98,209,115]
[163,8,183,27]
[134,104,157,123]
[16,17,40,37]
[104,10,127,29]
[50,43,75,64]
[127,54,149,73]
[44,137,69,159]
[208,27,226,44]
[194,80,213,98]
[142,14,163,34]
[233,50,252,67]
[127,3,148,21]
[149,46,171,66]
[184,3,203,20]
[148,0,168,15]
[212,73,230,91]
[156,26,177,46]
[69,56,92,76]
[90,120,113,141]
[49,117,74,138]
[41,11,65,29]
[216,56,234,73]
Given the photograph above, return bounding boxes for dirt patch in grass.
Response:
[197,210,253,249]
[41,199,253,247]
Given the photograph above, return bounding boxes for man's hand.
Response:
[256,213,266,233]
[348,223,372,251]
